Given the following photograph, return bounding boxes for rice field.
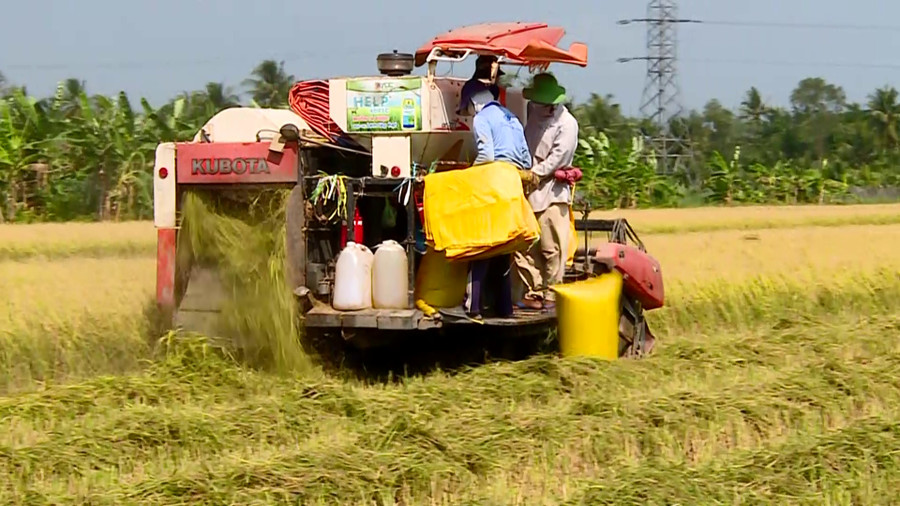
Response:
[1,204,899,504]
[586,202,900,233]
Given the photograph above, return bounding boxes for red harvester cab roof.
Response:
[414,22,588,68]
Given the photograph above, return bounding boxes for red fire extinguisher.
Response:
[340,208,364,247]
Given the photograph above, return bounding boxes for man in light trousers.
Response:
[515,73,579,310]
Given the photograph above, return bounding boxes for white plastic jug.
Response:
[332,242,374,311]
[372,240,409,309]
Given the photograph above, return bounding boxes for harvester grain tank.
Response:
[151,21,664,359]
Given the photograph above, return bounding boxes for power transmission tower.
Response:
[618,1,699,175]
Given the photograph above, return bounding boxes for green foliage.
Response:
[0,81,201,222]
[569,77,900,208]
[1,69,899,221]
[571,134,863,208]
[574,132,681,208]
[0,62,291,223]
[242,60,294,108]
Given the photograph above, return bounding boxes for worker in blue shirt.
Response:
[459,83,532,169]
[448,81,532,321]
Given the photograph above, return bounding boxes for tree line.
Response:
[566,76,900,208]
[1,61,898,222]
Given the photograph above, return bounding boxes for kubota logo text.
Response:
[191,158,271,175]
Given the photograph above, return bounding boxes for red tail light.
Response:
[158,167,169,179]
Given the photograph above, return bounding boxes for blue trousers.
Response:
[463,255,513,317]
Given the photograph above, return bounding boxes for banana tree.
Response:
[576,133,638,208]
[62,90,159,220]
[143,96,197,141]
[0,90,55,222]
[745,161,777,203]
[574,133,615,206]
[575,133,679,208]
[614,136,678,208]
[703,147,744,204]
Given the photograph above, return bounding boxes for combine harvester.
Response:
[152,22,664,360]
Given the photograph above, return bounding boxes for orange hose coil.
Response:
[288,80,345,143]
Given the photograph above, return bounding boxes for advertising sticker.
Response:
[346,77,422,132]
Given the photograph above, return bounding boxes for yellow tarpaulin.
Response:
[423,162,540,261]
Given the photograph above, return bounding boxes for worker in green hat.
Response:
[514,73,580,310]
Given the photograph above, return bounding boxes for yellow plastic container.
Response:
[414,248,468,312]
[551,270,623,360]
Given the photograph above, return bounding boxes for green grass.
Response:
[0,270,898,503]
[2,207,900,503]
[0,308,897,504]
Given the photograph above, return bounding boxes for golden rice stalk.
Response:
[177,190,313,375]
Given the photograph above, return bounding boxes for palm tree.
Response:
[867,86,900,151]
[178,82,242,124]
[739,87,769,124]
[243,60,294,108]
[48,78,88,118]
[204,82,241,110]
[739,87,771,154]
[573,93,632,141]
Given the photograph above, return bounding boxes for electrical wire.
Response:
[697,20,900,32]
[682,58,900,70]
[9,20,900,71]
[619,18,900,32]
[3,49,373,71]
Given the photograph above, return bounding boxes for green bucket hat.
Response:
[523,73,567,105]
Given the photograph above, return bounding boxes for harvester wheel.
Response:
[617,297,656,359]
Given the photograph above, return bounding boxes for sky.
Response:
[2,0,898,117]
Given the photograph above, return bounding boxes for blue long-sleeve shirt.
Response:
[472,103,533,170]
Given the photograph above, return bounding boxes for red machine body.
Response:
[174,141,299,185]
[595,243,664,310]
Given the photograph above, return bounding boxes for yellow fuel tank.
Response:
[552,270,623,360]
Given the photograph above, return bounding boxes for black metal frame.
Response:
[568,197,645,281]
[302,175,418,309]
[298,170,654,359]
